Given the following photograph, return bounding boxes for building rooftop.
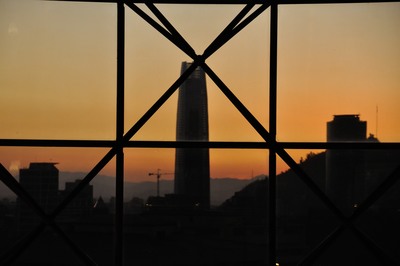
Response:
[25,162,59,170]
[333,114,360,119]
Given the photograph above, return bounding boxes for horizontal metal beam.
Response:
[278,0,399,4]
[0,139,114,147]
[44,0,266,3]
[279,141,400,150]
[1,139,399,149]
[44,0,400,4]
[126,140,270,148]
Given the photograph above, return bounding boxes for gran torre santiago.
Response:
[174,62,210,209]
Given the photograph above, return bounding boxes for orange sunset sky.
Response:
[1,1,399,182]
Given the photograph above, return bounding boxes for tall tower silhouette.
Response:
[326,114,366,215]
[174,62,210,209]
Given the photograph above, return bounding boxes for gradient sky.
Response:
[1,0,399,182]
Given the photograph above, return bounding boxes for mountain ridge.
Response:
[0,172,261,206]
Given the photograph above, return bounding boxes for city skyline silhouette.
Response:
[0,1,399,265]
[1,113,398,265]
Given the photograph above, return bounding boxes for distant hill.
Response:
[220,152,326,212]
[220,148,400,214]
[0,172,258,207]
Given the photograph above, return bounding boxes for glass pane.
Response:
[124,148,268,265]
[278,146,400,264]
[0,1,116,140]
[277,150,339,265]
[57,159,116,265]
[356,162,400,264]
[277,3,400,142]
[0,146,113,264]
[125,4,269,142]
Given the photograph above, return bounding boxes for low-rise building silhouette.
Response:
[17,162,59,229]
[58,179,93,221]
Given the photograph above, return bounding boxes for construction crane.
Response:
[148,169,173,197]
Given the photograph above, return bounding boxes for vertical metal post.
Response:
[268,2,278,266]
[116,1,125,266]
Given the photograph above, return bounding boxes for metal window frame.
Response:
[1,0,400,265]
